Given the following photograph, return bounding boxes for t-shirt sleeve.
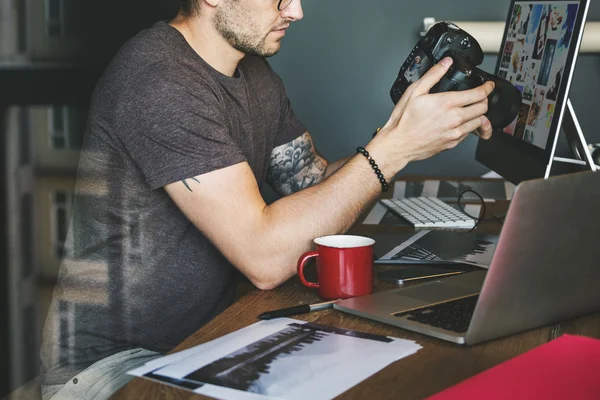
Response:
[119,71,247,190]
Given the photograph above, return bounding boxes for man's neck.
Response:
[170,14,244,77]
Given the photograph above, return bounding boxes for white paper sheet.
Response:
[463,204,483,220]
[128,319,292,377]
[362,202,389,225]
[392,181,406,199]
[422,180,439,197]
[380,230,430,260]
[481,170,502,179]
[129,318,422,400]
[377,230,498,269]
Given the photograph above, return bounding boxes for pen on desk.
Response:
[258,300,337,320]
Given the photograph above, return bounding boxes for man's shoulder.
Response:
[105,21,215,82]
[95,23,219,108]
[112,22,172,67]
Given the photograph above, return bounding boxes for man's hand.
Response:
[371,57,495,172]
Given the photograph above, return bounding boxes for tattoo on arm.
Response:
[181,177,200,192]
[266,132,328,196]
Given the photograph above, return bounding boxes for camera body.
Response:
[390,21,521,129]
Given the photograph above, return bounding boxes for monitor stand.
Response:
[545,99,598,178]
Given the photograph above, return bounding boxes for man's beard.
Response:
[214,7,281,57]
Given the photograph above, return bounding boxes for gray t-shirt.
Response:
[41,21,306,385]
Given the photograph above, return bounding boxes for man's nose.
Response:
[281,0,303,21]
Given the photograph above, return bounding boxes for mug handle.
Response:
[297,251,320,289]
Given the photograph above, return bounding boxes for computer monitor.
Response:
[475,0,596,184]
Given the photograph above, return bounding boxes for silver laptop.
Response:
[334,171,600,345]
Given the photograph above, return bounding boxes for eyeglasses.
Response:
[277,0,293,11]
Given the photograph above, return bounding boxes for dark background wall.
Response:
[267,0,600,177]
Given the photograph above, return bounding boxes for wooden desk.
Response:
[114,178,600,400]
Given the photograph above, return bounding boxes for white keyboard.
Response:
[380,197,476,229]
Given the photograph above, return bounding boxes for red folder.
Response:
[427,335,600,400]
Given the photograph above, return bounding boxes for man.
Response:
[41,0,494,398]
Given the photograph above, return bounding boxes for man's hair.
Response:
[179,0,200,16]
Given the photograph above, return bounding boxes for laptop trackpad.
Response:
[396,282,479,303]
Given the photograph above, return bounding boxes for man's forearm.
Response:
[324,156,352,179]
[251,149,399,289]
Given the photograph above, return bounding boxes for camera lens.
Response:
[486,79,522,129]
[489,91,500,107]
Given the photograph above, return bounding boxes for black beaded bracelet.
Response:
[356,146,389,192]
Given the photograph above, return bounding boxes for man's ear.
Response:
[205,0,219,7]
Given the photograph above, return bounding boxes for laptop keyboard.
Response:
[393,295,479,333]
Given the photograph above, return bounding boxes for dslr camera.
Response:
[390,21,521,129]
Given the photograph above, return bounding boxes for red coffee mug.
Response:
[297,235,375,300]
